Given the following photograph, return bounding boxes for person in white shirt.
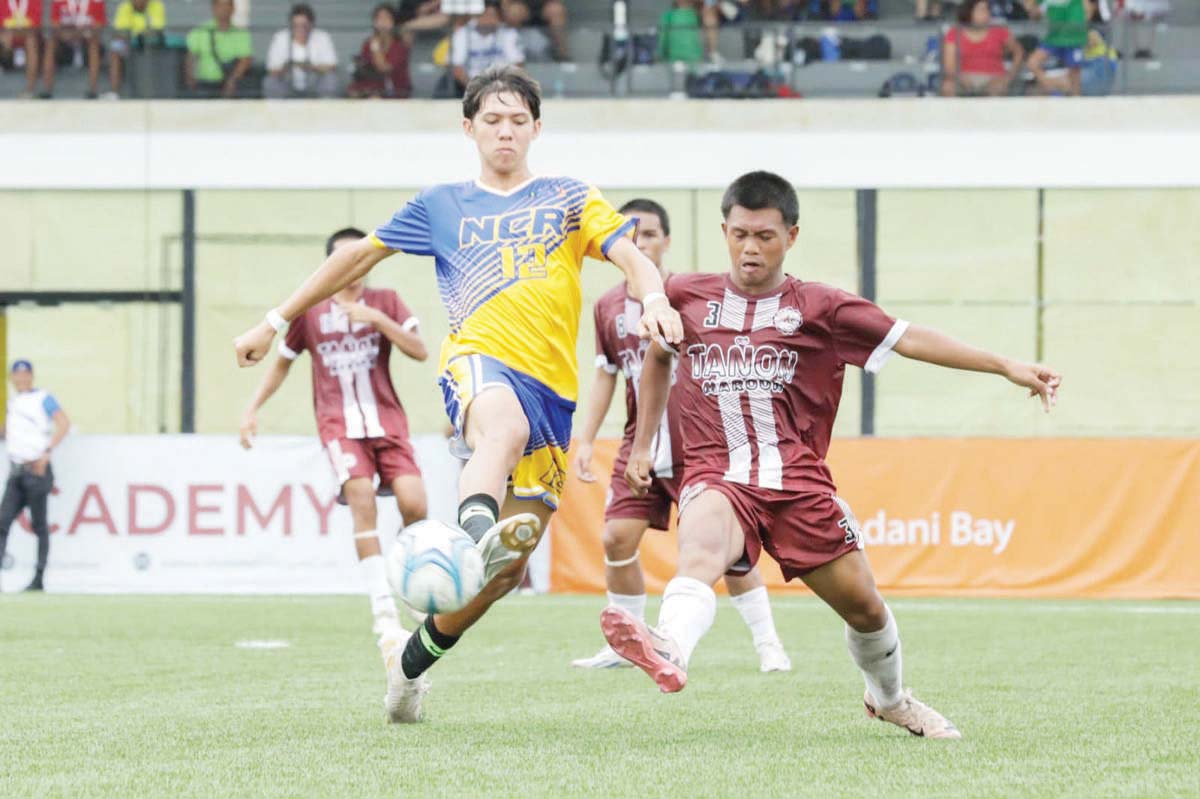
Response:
[263,2,339,99]
[451,0,523,91]
[0,360,69,592]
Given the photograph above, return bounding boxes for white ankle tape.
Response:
[604,552,640,568]
[353,531,379,540]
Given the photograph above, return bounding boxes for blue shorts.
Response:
[440,353,575,509]
[1040,44,1084,69]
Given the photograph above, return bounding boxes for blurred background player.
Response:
[572,197,791,673]
[238,227,430,654]
[233,65,682,723]
[0,0,44,98]
[0,360,70,592]
[605,171,1061,739]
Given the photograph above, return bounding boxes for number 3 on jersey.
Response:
[500,243,548,281]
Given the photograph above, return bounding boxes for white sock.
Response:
[656,576,716,665]
[606,591,647,621]
[357,550,397,622]
[729,586,782,648]
[845,605,903,708]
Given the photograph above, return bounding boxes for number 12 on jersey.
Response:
[500,243,547,280]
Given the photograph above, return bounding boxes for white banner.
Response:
[0,435,550,594]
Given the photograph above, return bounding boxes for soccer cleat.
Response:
[864,689,962,739]
[757,640,792,673]
[477,512,541,583]
[382,631,430,724]
[571,644,633,669]
[599,606,687,693]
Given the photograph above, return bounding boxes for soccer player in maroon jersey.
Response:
[239,227,430,654]
[602,172,1062,739]
[572,198,791,673]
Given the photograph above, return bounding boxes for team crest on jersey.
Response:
[773,307,803,336]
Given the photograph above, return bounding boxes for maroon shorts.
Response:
[605,467,681,532]
[324,434,421,488]
[679,476,863,581]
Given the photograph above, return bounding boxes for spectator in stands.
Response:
[0,0,43,98]
[659,1,705,64]
[185,0,253,99]
[450,0,523,92]
[1024,0,1086,95]
[823,0,870,20]
[500,0,568,61]
[915,0,943,20]
[42,0,105,99]
[941,0,1024,96]
[105,0,165,99]
[264,3,338,99]
[398,0,450,32]
[0,360,69,593]
[348,3,412,98]
[1120,0,1168,59]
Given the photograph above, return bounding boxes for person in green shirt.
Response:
[1024,0,1087,95]
[106,0,167,99]
[185,0,254,98]
[658,1,704,65]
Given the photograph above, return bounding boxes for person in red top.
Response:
[239,227,430,653]
[348,3,412,99]
[571,198,792,673]
[42,0,105,98]
[602,171,1062,740]
[0,0,44,98]
[941,0,1025,97]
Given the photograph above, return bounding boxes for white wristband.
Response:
[265,309,289,334]
[642,292,668,307]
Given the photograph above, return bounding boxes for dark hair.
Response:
[326,226,367,255]
[462,64,542,121]
[619,198,671,237]
[289,2,314,22]
[720,171,799,227]
[958,0,987,25]
[372,2,395,24]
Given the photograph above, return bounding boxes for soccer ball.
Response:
[387,520,485,614]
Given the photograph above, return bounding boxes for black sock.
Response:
[458,493,499,543]
[401,616,460,679]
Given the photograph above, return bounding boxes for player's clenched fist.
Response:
[233,319,277,367]
[624,448,653,497]
[638,295,683,345]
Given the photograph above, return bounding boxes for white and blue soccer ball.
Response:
[388,520,485,614]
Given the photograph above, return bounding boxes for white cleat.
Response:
[757,640,792,673]
[864,688,962,739]
[571,644,633,669]
[477,513,541,583]
[381,631,430,724]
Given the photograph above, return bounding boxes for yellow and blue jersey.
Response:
[371,176,634,508]
[370,176,634,403]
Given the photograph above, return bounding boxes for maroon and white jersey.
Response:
[279,288,418,443]
[594,280,684,478]
[665,273,908,494]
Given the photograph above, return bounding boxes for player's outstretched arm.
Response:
[239,356,293,449]
[574,367,618,483]
[233,238,394,367]
[625,342,673,496]
[893,323,1062,412]
[605,237,683,344]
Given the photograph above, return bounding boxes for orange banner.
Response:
[550,439,1200,599]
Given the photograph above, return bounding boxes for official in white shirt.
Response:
[263,2,339,99]
[451,0,524,90]
[1,360,70,592]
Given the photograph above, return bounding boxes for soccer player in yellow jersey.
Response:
[234,65,683,723]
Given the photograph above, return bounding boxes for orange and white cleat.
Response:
[864,689,962,739]
[599,606,687,693]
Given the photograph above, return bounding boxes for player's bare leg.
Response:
[601,489,743,692]
[724,568,791,673]
[456,387,541,578]
[801,550,961,739]
[573,517,648,668]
